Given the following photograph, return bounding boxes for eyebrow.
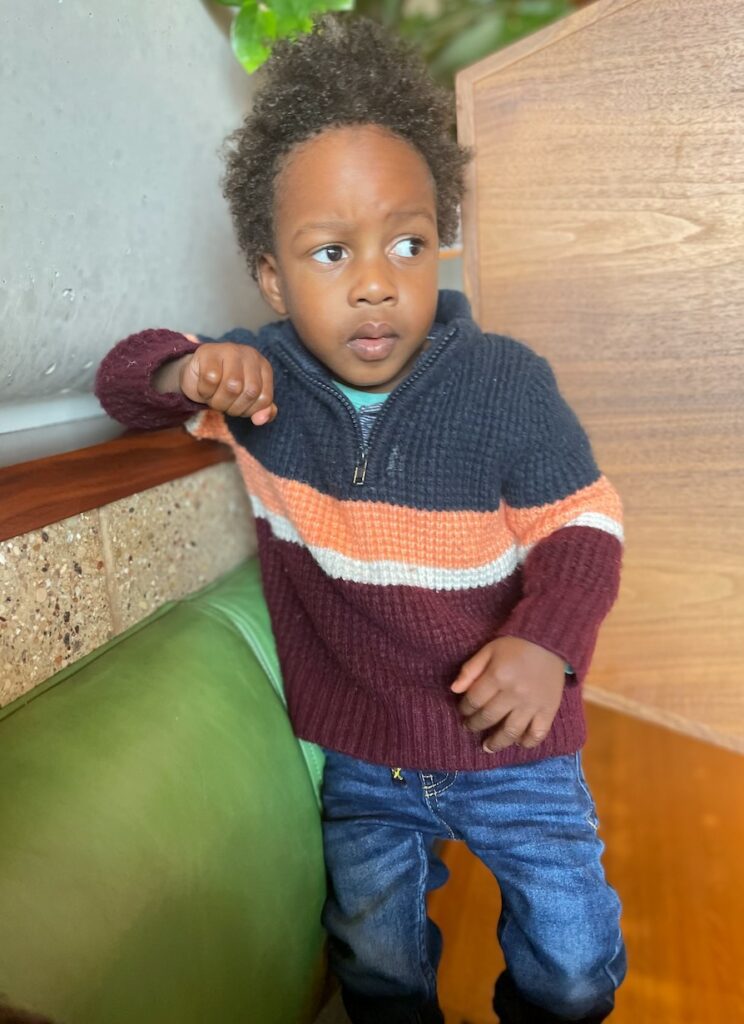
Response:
[292,208,436,242]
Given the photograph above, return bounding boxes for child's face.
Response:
[258,124,440,393]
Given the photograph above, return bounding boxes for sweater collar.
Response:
[435,288,473,323]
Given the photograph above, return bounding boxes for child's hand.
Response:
[178,342,277,425]
[451,637,565,753]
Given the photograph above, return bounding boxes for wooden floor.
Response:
[428,704,744,1024]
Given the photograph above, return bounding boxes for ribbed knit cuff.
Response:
[495,527,622,683]
[95,328,203,430]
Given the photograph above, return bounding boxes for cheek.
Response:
[290,273,345,321]
[284,291,336,349]
[403,257,439,289]
[402,271,439,319]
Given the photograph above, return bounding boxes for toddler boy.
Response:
[96,15,626,1023]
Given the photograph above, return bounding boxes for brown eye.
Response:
[312,245,346,264]
[392,237,424,258]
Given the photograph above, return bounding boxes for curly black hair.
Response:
[222,14,470,280]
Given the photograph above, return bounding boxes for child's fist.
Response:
[451,637,565,754]
[179,342,277,425]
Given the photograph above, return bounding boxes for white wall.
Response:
[0,0,274,460]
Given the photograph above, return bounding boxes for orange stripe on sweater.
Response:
[187,408,235,446]
[504,476,622,546]
[233,448,516,569]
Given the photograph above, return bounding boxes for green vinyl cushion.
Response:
[0,560,326,1024]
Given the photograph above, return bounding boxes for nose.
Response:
[349,251,397,306]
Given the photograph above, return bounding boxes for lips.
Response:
[347,322,399,361]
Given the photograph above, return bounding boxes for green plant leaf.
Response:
[316,0,356,11]
[263,0,317,46]
[395,0,575,87]
[514,0,567,15]
[231,2,272,73]
[500,0,572,47]
[270,0,353,19]
[268,0,304,18]
[428,9,505,79]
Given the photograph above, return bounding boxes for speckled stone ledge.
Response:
[0,462,256,706]
[0,512,112,706]
[99,462,255,633]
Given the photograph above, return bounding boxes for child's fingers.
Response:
[482,709,533,754]
[184,352,224,402]
[450,644,493,693]
[246,358,274,417]
[181,356,219,402]
[227,362,275,419]
[461,689,513,732]
[206,372,247,411]
[517,713,552,750]
[227,353,274,415]
[176,354,202,403]
[251,403,278,426]
[180,343,275,420]
[205,351,261,412]
[223,378,265,417]
[223,392,257,417]
[224,389,273,419]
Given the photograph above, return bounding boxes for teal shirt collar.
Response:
[333,380,391,411]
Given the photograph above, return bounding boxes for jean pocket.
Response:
[574,752,600,832]
[321,748,393,813]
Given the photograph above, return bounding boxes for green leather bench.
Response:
[0,559,327,1024]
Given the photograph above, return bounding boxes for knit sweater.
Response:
[95,289,623,771]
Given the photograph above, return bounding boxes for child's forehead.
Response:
[273,124,436,224]
[279,123,433,181]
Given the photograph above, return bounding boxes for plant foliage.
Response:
[355,0,574,86]
[219,0,354,74]
[214,0,576,81]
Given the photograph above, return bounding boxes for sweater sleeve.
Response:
[95,328,204,430]
[495,355,623,683]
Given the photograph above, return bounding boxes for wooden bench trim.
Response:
[0,428,232,542]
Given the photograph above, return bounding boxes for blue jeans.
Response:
[321,750,626,1024]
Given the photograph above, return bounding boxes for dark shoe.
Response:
[493,971,611,1024]
[342,989,444,1024]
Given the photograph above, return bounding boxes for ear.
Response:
[257,253,288,316]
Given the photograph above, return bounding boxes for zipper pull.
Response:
[353,456,368,486]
